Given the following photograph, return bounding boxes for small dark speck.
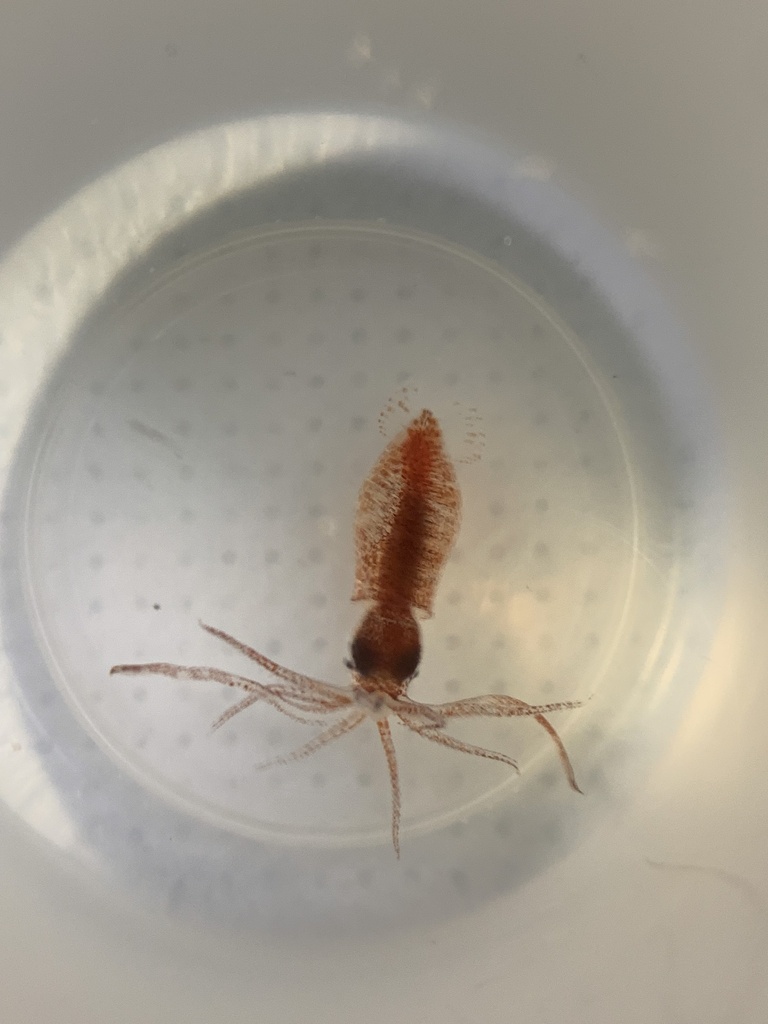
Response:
[153,603,161,611]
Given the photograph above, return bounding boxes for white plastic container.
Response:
[0,5,766,1022]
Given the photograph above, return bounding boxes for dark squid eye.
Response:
[349,634,378,677]
[394,645,420,682]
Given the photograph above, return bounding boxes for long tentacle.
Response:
[387,696,447,728]
[253,685,350,715]
[414,693,583,793]
[376,719,402,858]
[199,621,346,702]
[254,711,366,770]
[110,662,330,726]
[402,719,519,772]
[436,694,584,719]
[527,711,582,793]
[110,660,284,701]
[210,691,330,732]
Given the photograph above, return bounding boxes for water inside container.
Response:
[0,113,725,933]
